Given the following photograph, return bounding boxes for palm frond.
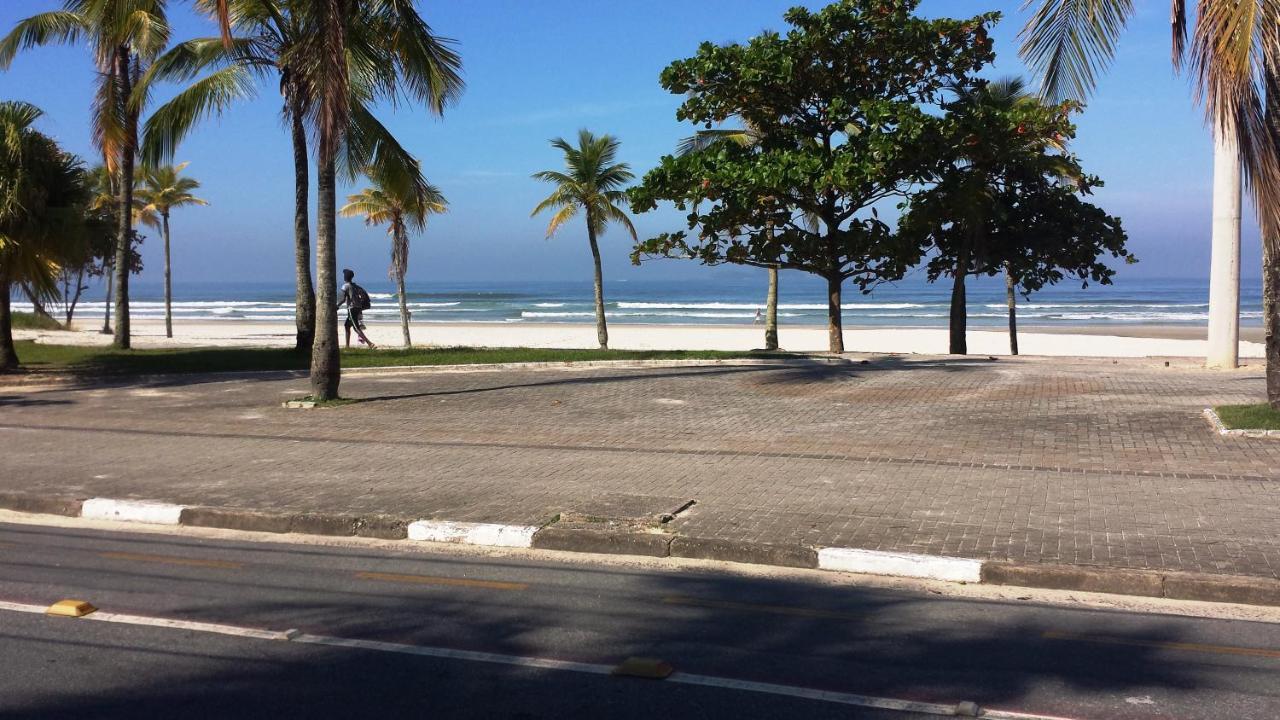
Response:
[0,11,86,69]
[141,64,257,166]
[1019,0,1136,101]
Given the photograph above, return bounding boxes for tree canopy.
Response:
[629,0,999,351]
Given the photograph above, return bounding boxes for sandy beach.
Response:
[15,318,1266,359]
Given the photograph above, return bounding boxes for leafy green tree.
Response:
[629,0,998,352]
[899,77,1133,354]
[532,130,637,350]
[340,167,447,348]
[137,162,207,338]
[148,0,462,400]
[1,0,173,349]
[0,101,90,371]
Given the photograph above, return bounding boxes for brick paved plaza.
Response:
[2,354,1277,579]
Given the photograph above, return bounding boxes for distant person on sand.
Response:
[754,307,763,325]
[337,268,373,348]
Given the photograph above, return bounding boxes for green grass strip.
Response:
[1214,403,1280,431]
[9,340,782,377]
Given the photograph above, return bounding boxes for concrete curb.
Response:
[3,492,1279,607]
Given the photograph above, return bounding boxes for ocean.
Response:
[25,274,1263,329]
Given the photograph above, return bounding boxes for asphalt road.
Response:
[1,521,1278,720]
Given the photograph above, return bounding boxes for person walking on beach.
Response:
[337,268,375,348]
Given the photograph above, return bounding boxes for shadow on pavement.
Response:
[0,538,1219,720]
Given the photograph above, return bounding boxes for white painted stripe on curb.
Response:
[817,548,983,583]
[81,498,185,525]
[0,600,1077,719]
[407,520,538,548]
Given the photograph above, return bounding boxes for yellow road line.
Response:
[98,551,242,570]
[1043,630,1280,659]
[355,571,527,591]
[662,595,862,621]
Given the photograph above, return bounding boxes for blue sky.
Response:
[0,0,1260,286]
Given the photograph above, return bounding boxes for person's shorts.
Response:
[345,309,364,329]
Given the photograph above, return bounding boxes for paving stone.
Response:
[1,356,1278,578]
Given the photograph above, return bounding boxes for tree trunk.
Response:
[0,277,17,372]
[100,257,113,334]
[1206,127,1242,368]
[949,249,969,355]
[1005,262,1018,356]
[587,223,608,350]
[162,211,173,338]
[765,264,779,351]
[397,268,411,348]
[310,154,341,400]
[826,274,844,353]
[1264,61,1280,408]
[289,97,316,351]
[112,46,136,350]
[65,266,85,326]
[21,284,54,321]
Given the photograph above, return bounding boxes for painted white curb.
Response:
[407,520,539,548]
[81,498,185,525]
[818,547,983,583]
[1203,408,1280,438]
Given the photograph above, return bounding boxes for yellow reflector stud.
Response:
[46,600,97,617]
[612,657,673,679]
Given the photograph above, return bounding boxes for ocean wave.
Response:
[615,301,928,310]
[533,302,566,307]
[524,310,803,319]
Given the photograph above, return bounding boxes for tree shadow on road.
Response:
[0,536,1231,720]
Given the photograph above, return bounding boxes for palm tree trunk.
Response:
[1206,127,1242,368]
[100,257,113,334]
[289,97,316,351]
[21,284,54,322]
[1264,63,1280,409]
[826,274,844,353]
[949,248,969,355]
[397,267,411,348]
[1005,262,1018,356]
[310,154,341,400]
[587,224,608,350]
[765,264,779,351]
[162,211,173,338]
[0,276,17,372]
[112,45,136,350]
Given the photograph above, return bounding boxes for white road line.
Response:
[292,634,613,675]
[81,498,185,525]
[817,547,984,583]
[0,600,1078,719]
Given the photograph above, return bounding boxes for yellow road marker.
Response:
[46,599,96,617]
[1043,630,1280,660]
[355,571,527,591]
[612,657,674,679]
[98,551,242,570]
[662,595,862,621]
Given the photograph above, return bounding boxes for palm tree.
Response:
[85,163,154,334]
[1,0,172,350]
[137,162,207,338]
[150,0,463,400]
[1021,0,1280,401]
[0,102,89,371]
[340,168,446,347]
[532,130,637,350]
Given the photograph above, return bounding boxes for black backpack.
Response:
[352,283,372,310]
